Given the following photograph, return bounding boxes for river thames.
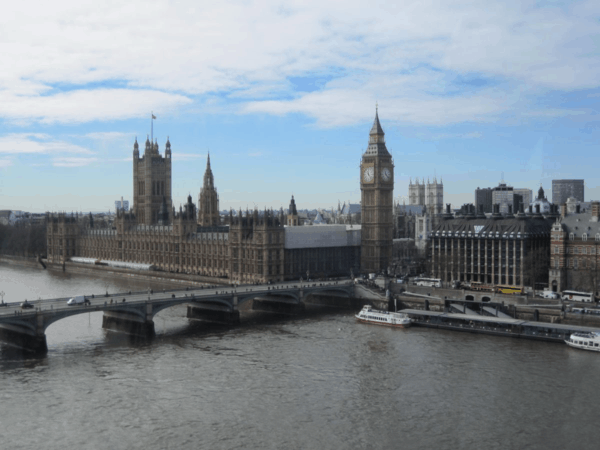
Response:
[1,261,599,449]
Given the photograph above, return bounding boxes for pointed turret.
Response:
[165,136,171,158]
[197,152,219,227]
[538,185,545,200]
[203,153,214,189]
[369,106,385,136]
[363,107,390,157]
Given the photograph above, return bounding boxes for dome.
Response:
[530,197,552,214]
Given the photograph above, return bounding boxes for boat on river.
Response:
[565,332,600,352]
[355,305,412,328]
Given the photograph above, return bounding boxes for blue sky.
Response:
[1,0,599,213]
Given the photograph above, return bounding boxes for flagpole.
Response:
[151,111,153,146]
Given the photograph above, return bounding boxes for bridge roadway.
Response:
[0,279,356,353]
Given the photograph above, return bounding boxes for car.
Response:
[20,301,34,309]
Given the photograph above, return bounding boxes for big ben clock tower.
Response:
[360,107,394,274]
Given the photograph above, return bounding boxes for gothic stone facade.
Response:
[48,137,361,283]
[549,202,600,294]
[360,110,394,273]
[133,137,172,225]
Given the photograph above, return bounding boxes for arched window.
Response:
[596,233,600,241]
[569,233,575,240]
[583,234,588,241]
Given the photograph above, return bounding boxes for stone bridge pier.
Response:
[0,315,48,354]
[186,302,240,324]
[102,304,156,339]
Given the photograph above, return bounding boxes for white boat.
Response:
[355,305,412,328]
[565,332,600,352]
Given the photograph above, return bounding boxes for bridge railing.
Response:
[0,280,354,312]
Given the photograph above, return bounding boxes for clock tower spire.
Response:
[360,107,394,274]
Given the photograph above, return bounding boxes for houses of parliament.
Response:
[47,111,394,282]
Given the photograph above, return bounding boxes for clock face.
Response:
[363,166,374,182]
[381,167,392,182]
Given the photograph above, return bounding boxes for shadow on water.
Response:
[0,303,354,363]
[0,344,49,369]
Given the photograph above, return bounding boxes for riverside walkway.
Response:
[0,280,356,353]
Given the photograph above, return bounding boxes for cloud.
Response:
[0,159,12,168]
[85,131,133,141]
[0,1,597,126]
[0,89,192,124]
[248,151,264,157]
[52,157,99,167]
[0,134,94,154]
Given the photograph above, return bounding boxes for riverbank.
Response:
[0,255,230,289]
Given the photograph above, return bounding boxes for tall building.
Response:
[197,154,220,227]
[360,108,394,273]
[490,182,532,215]
[409,179,425,206]
[115,198,129,212]
[552,179,584,205]
[475,187,493,213]
[492,183,513,214]
[409,178,443,214]
[133,136,172,225]
[513,188,532,212]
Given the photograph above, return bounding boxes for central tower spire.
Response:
[198,153,219,227]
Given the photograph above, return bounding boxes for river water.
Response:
[0,261,599,449]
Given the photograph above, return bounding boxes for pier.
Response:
[401,308,600,343]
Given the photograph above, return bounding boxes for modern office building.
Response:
[475,187,493,213]
[492,183,514,214]
[552,179,584,206]
[513,188,532,213]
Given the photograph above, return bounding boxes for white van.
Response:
[542,290,559,299]
[67,295,90,306]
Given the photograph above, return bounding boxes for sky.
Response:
[1,0,599,213]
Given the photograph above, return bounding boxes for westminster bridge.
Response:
[0,280,360,353]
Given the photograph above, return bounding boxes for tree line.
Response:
[0,223,47,257]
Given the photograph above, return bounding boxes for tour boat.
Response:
[565,332,600,352]
[355,305,412,328]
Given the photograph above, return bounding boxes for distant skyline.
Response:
[1,1,600,213]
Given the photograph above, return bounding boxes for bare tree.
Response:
[0,222,47,257]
